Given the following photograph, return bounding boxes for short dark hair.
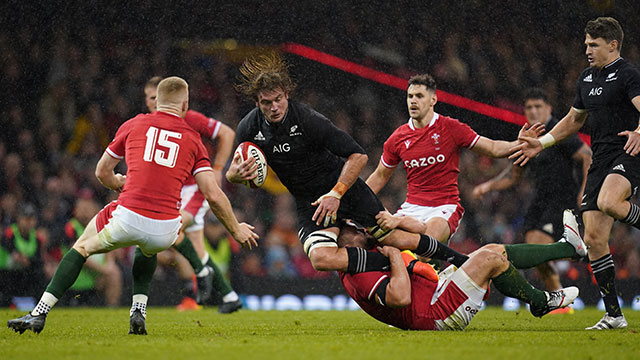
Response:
[585,17,624,51]
[236,52,296,101]
[408,74,437,92]
[523,88,549,104]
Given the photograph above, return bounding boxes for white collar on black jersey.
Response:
[604,57,623,69]
[408,112,439,130]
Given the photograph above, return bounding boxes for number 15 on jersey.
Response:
[144,126,182,168]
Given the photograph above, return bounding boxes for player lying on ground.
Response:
[7,77,258,335]
[338,210,586,330]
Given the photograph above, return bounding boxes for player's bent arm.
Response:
[308,246,348,272]
[337,152,368,189]
[572,144,592,205]
[212,123,235,172]
[379,246,411,308]
[365,161,395,194]
[95,152,125,191]
[473,165,522,198]
[195,170,258,248]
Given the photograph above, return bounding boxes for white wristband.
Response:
[538,133,556,149]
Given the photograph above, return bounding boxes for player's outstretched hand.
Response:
[233,222,259,250]
[376,210,400,231]
[311,194,340,227]
[518,122,546,139]
[226,152,258,183]
[508,136,542,167]
[619,130,640,156]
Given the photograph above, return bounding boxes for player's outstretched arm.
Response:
[365,161,395,195]
[376,210,427,234]
[472,123,545,158]
[510,109,587,166]
[211,123,236,185]
[378,245,411,307]
[95,151,126,192]
[196,170,259,249]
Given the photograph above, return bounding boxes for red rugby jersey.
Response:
[182,110,221,185]
[106,111,212,219]
[381,113,479,206]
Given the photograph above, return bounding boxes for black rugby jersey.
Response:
[236,100,366,200]
[573,57,640,157]
[528,116,584,202]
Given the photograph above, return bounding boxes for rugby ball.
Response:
[234,141,268,188]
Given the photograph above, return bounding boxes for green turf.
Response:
[2,307,639,360]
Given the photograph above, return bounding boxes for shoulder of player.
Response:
[618,59,640,76]
[290,100,328,123]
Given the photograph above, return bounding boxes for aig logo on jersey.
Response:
[273,143,290,153]
[588,87,603,96]
[404,155,445,168]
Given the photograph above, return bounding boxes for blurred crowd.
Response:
[1,1,640,306]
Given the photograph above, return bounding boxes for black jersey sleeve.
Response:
[572,75,586,110]
[623,64,640,101]
[302,108,366,158]
[235,113,254,144]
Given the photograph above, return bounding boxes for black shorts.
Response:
[296,178,384,247]
[523,197,573,240]
[581,152,640,212]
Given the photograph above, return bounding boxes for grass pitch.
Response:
[2,307,639,360]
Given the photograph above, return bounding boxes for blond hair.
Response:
[157,76,188,106]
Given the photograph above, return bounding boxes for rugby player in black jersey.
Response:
[512,17,640,330]
[227,53,469,276]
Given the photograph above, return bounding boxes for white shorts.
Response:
[431,265,486,331]
[181,184,210,232]
[96,202,182,256]
[396,202,464,237]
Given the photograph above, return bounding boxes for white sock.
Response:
[200,253,210,265]
[131,294,148,318]
[222,291,239,303]
[196,253,212,277]
[31,292,58,316]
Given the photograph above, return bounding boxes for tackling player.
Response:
[144,77,241,313]
[7,77,258,335]
[511,17,640,330]
[338,210,586,330]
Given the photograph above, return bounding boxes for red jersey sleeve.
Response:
[184,110,221,140]
[380,132,401,168]
[192,138,214,176]
[445,117,480,148]
[106,118,136,159]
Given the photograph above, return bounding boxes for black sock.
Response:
[591,254,622,317]
[346,247,390,273]
[414,234,468,267]
[621,203,640,230]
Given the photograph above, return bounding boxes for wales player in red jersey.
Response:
[8,77,258,335]
[366,74,544,243]
[145,77,242,313]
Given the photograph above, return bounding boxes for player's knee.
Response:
[480,243,505,255]
[477,249,508,271]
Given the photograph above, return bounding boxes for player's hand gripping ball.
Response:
[234,141,268,188]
